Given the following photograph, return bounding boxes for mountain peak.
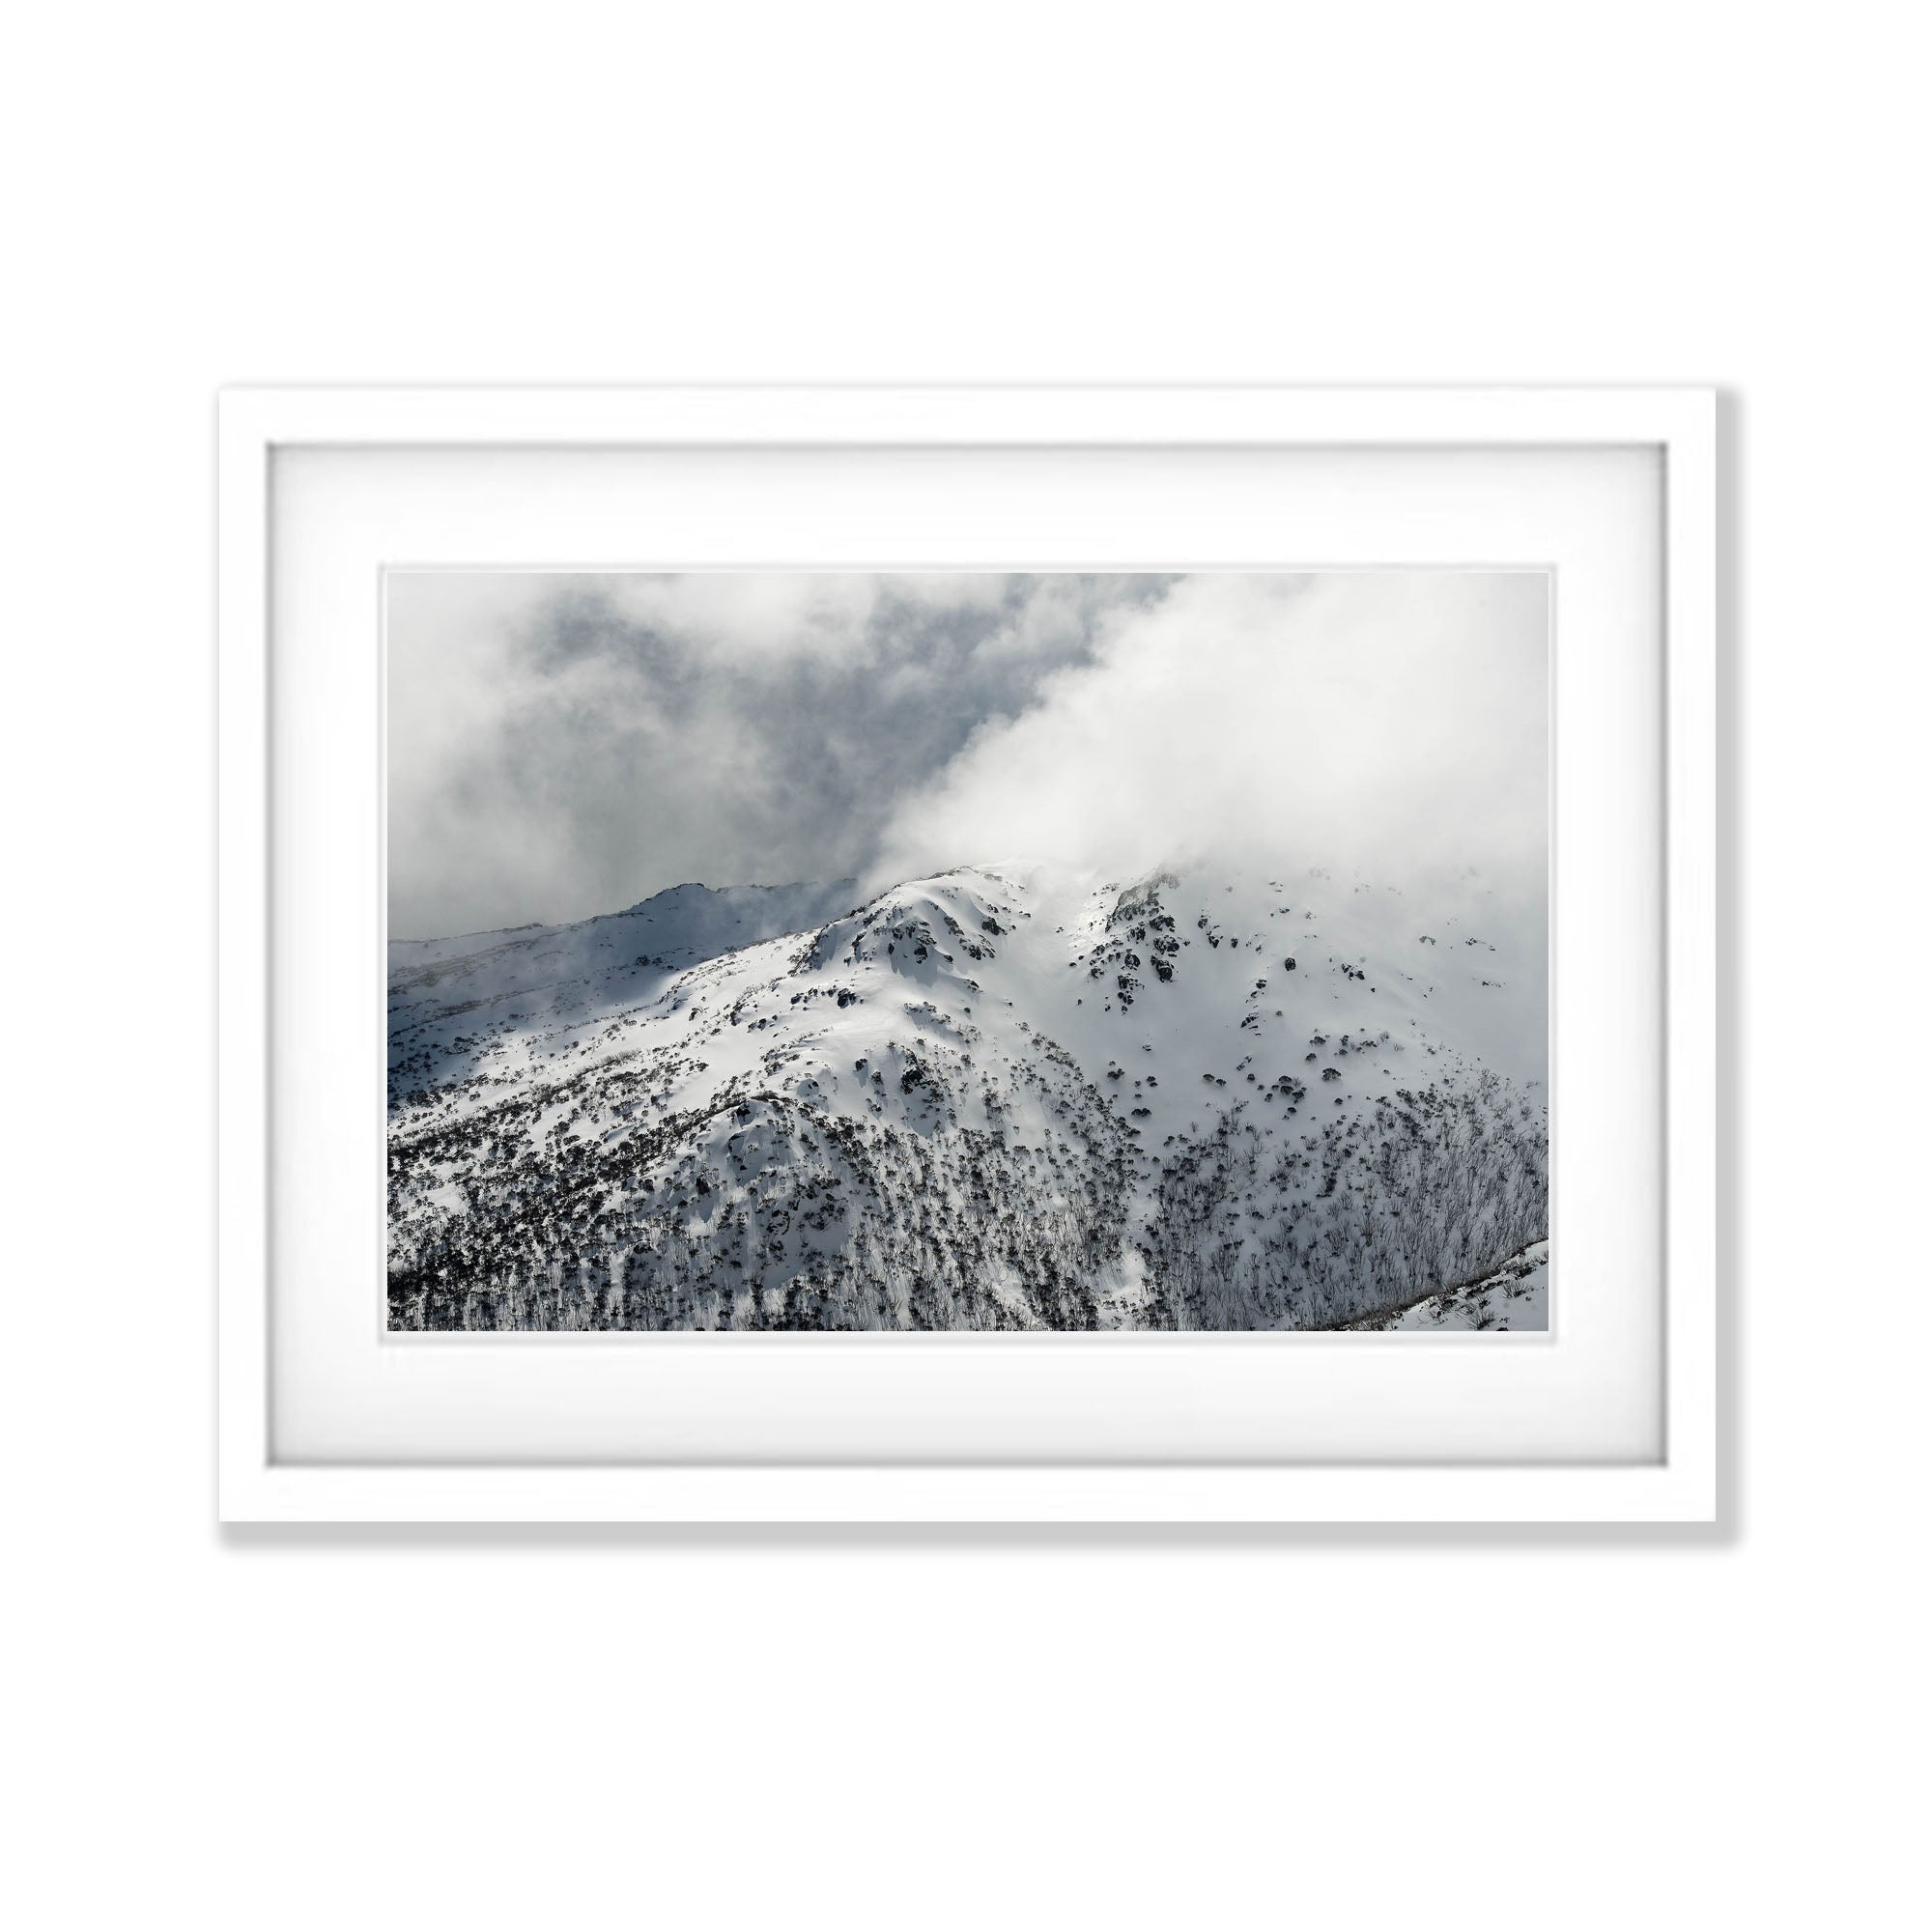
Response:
[387,857,1548,1332]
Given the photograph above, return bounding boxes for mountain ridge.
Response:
[387,861,1548,1330]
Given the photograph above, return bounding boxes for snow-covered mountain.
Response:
[387,863,1548,1330]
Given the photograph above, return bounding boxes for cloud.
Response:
[868,572,1549,905]
[388,572,1547,949]
[385,572,1166,937]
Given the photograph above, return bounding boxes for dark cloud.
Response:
[386,573,1172,938]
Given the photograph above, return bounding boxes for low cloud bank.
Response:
[870,572,1548,906]
[388,572,1547,952]
[386,573,1164,937]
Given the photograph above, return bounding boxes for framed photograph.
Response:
[218,385,1716,1521]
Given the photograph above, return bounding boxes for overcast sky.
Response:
[387,570,1548,944]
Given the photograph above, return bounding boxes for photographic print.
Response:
[386,571,1548,1333]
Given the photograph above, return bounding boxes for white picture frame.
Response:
[218,385,1716,1522]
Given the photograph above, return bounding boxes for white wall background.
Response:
[4,5,1923,1926]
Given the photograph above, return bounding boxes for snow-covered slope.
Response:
[388,878,858,1097]
[387,863,1548,1330]
[1337,1238,1548,1332]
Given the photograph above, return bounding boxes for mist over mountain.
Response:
[385,571,1550,1331]
[387,860,1548,1332]
[386,572,1548,970]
